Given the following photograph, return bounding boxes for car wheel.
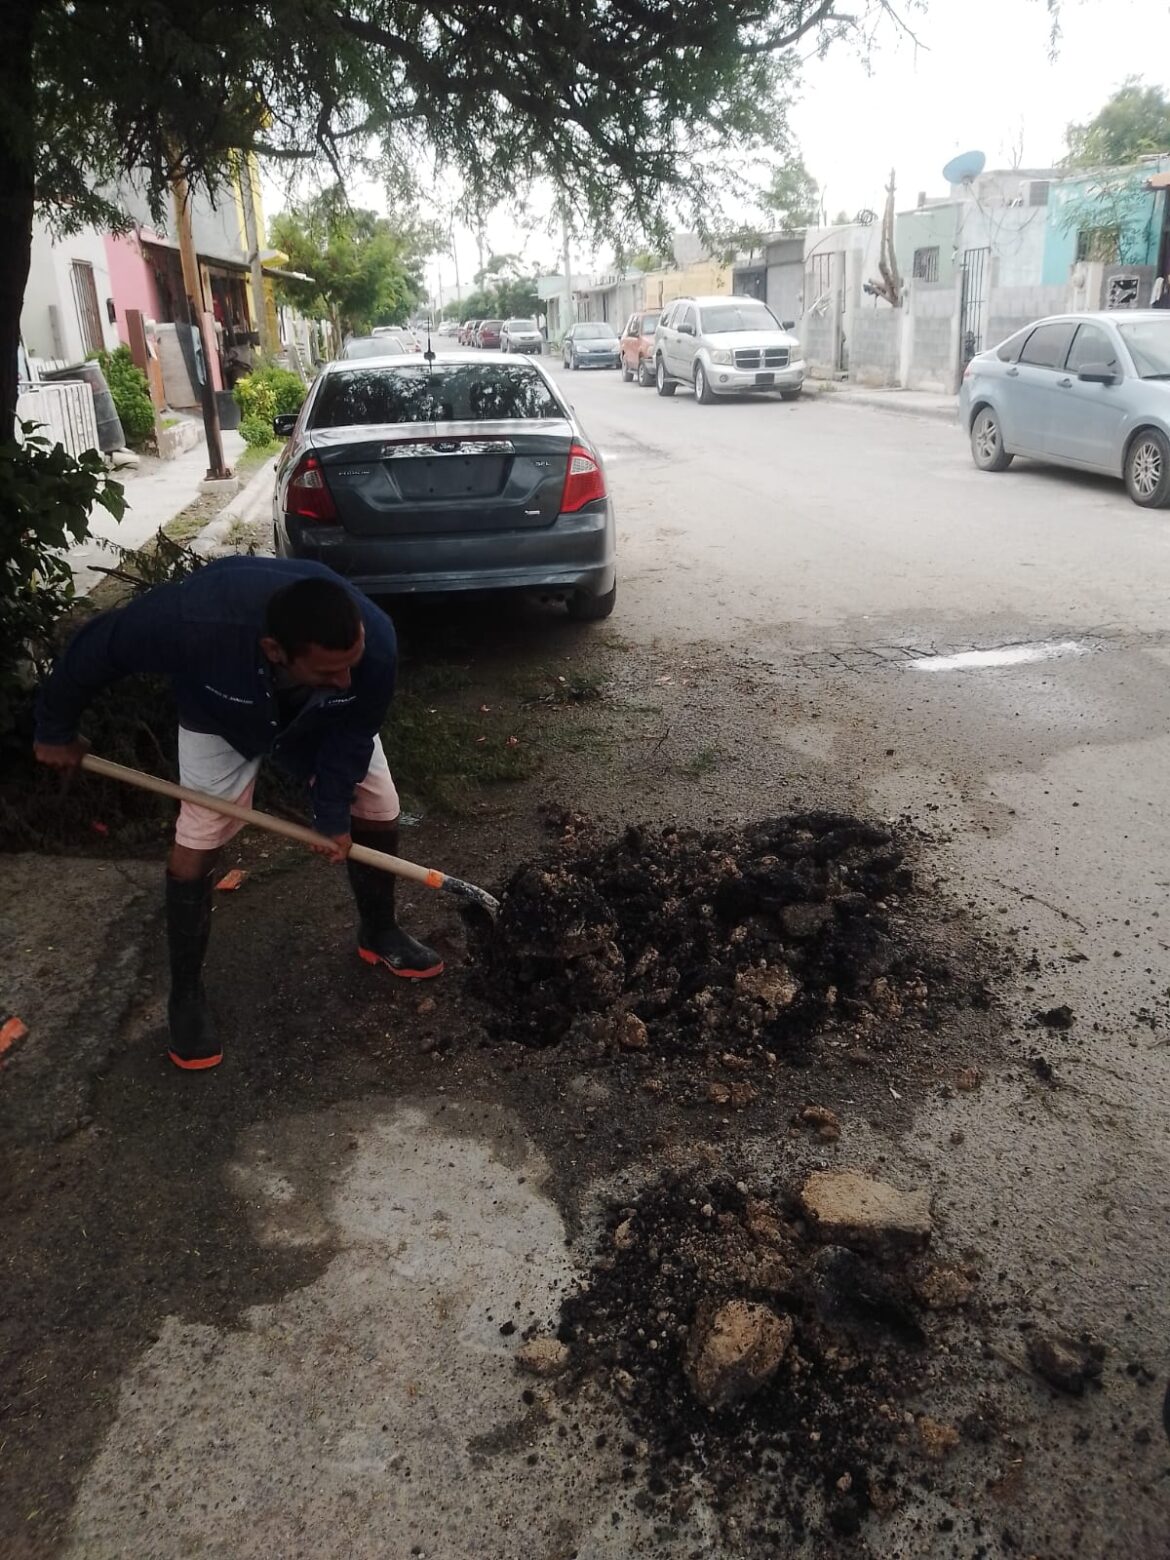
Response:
[656,358,676,397]
[621,357,633,382]
[567,581,617,622]
[694,362,717,405]
[780,387,802,402]
[570,353,579,371]
[638,358,652,388]
[970,406,1013,472]
[1125,427,1170,507]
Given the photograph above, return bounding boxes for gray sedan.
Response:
[271,352,616,621]
[959,310,1170,507]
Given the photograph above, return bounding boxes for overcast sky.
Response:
[262,0,1170,301]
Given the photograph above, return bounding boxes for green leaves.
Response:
[1064,78,1170,169]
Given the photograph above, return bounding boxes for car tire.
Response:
[1125,427,1170,508]
[780,388,802,402]
[970,406,1013,472]
[621,358,633,382]
[638,358,652,388]
[695,362,717,405]
[656,358,676,397]
[567,581,617,622]
[570,353,579,371]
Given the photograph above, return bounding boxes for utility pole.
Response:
[476,226,486,287]
[561,205,574,339]
[171,167,230,480]
[237,153,274,357]
[451,226,461,304]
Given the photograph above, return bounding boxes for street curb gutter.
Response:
[192,452,280,556]
[813,382,959,425]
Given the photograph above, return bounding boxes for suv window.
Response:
[642,313,660,334]
[623,315,638,337]
[1066,324,1117,373]
[312,363,563,426]
[1019,321,1076,370]
[698,301,779,333]
[677,305,696,334]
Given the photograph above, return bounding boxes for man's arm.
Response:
[309,663,396,837]
[35,587,184,764]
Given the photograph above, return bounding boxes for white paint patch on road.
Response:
[909,640,1087,673]
[62,1099,658,1560]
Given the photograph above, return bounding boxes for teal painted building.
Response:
[1042,159,1170,285]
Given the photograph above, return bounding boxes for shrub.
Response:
[95,345,155,447]
[234,363,306,431]
[0,423,125,736]
[239,414,277,449]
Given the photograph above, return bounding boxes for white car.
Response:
[372,325,422,353]
[653,295,804,403]
[500,318,544,354]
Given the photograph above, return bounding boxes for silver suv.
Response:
[654,295,804,403]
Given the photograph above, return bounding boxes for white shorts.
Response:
[174,728,400,850]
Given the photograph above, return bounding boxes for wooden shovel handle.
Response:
[81,752,438,889]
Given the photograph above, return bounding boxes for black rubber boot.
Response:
[165,873,222,1070]
[347,823,444,979]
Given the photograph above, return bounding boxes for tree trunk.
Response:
[0,4,37,433]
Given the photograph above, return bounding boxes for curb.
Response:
[192,452,280,556]
[813,383,958,425]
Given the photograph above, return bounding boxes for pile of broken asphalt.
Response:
[476,812,1108,1548]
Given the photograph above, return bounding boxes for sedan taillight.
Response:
[560,444,607,513]
[287,454,338,523]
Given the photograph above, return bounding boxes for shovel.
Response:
[80,753,500,921]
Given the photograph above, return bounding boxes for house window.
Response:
[912,246,940,282]
[1076,226,1121,263]
[70,260,104,356]
[1028,180,1050,207]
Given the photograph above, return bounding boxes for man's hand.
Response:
[312,832,352,865]
[34,737,90,769]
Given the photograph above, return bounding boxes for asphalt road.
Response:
[12,358,1170,1558]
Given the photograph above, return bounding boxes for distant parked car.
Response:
[460,319,481,346]
[271,352,616,620]
[562,321,620,370]
[340,336,408,360]
[653,295,804,403]
[960,310,1170,508]
[619,309,661,386]
[437,319,460,336]
[372,325,422,354]
[477,319,504,349]
[500,318,543,354]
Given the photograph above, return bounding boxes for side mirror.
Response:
[782,320,796,332]
[273,413,297,438]
[1077,363,1117,385]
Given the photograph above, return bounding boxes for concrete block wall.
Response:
[849,306,900,386]
[986,284,1067,350]
[801,309,838,377]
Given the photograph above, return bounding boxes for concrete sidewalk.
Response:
[70,429,246,589]
[814,382,959,424]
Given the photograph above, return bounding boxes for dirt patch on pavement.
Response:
[557,1164,990,1550]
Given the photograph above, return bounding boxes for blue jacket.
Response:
[36,558,397,836]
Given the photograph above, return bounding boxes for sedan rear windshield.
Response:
[312,363,564,426]
[480,320,503,329]
[575,324,616,339]
[506,319,538,331]
[1118,321,1170,378]
[699,303,780,334]
[342,337,406,359]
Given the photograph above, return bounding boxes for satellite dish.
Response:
[942,149,987,186]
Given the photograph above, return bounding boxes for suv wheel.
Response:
[638,358,652,388]
[621,356,633,382]
[694,362,717,405]
[656,358,676,397]
[1126,427,1170,507]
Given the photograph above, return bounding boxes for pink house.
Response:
[103,231,165,346]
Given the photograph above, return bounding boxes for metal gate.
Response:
[70,260,104,357]
[959,247,990,366]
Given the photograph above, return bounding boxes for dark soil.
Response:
[558,1166,985,1551]
[480,813,987,1069]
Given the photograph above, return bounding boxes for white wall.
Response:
[21,221,120,365]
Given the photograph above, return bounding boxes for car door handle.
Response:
[1057,377,1072,388]
[1006,367,1019,377]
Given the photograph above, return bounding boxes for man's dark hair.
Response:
[265,577,362,658]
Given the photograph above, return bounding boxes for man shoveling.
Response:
[34,556,442,1071]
